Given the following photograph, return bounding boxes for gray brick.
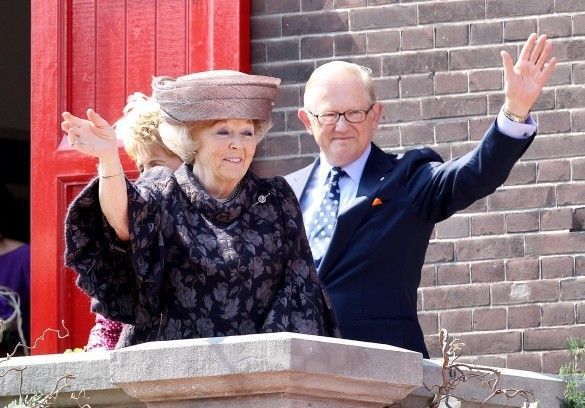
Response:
[470,21,503,45]
[547,63,572,86]
[506,211,539,233]
[301,36,334,59]
[366,30,400,54]
[421,95,486,119]
[380,99,420,123]
[508,304,541,328]
[400,74,434,98]
[373,77,399,100]
[401,27,433,51]
[266,0,300,13]
[383,50,448,75]
[334,33,366,56]
[540,208,573,231]
[505,258,539,281]
[251,42,267,64]
[567,39,585,61]
[367,0,399,5]
[572,109,585,131]
[274,85,301,109]
[504,162,537,186]
[435,120,468,143]
[439,309,472,332]
[267,39,299,62]
[469,116,494,141]
[503,19,537,42]
[450,44,516,70]
[556,0,585,12]
[487,0,554,18]
[373,125,400,147]
[489,186,555,210]
[537,159,571,183]
[251,16,282,39]
[574,14,585,35]
[471,260,505,283]
[283,11,348,36]
[471,213,505,236]
[492,280,559,305]
[536,110,571,134]
[338,55,381,76]
[350,5,416,30]
[573,62,585,84]
[253,61,315,84]
[401,123,434,146]
[557,86,585,109]
[302,0,334,11]
[473,308,507,331]
[435,24,469,48]
[557,183,585,206]
[469,69,502,92]
[434,72,468,95]
[541,256,574,279]
[418,0,485,24]
[334,0,366,8]
[539,15,572,38]
[455,236,524,261]
[575,158,585,180]
[252,0,266,14]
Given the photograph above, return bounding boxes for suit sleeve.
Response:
[405,120,535,223]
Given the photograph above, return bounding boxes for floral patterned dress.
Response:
[65,165,337,347]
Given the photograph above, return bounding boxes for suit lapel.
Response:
[318,144,395,281]
[286,158,319,200]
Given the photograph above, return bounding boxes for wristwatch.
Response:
[503,105,529,123]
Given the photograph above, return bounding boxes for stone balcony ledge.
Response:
[0,332,564,407]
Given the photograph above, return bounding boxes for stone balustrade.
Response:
[0,333,564,407]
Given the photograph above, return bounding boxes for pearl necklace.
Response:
[217,181,242,204]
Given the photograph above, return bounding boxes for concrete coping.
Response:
[0,332,565,407]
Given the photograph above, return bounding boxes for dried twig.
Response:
[428,329,536,408]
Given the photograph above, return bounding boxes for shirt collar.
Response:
[317,144,372,186]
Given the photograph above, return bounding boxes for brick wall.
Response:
[249,0,585,373]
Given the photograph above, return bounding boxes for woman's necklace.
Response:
[217,180,242,204]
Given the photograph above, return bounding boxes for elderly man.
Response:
[286,34,556,358]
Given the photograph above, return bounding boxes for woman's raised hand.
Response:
[61,109,118,159]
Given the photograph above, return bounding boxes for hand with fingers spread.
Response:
[501,33,557,118]
[61,109,118,160]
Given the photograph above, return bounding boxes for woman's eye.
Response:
[216,128,231,136]
[242,130,254,137]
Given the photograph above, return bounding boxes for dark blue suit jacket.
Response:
[285,122,534,358]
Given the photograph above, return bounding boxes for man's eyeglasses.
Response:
[306,104,376,126]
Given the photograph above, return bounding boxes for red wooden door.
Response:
[31,0,250,354]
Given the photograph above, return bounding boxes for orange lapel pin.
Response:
[372,197,383,206]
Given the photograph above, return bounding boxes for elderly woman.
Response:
[62,71,336,347]
[86,92,183,351]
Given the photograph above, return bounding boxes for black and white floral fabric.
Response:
[65,164,337,347]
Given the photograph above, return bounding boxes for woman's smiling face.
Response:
[191,119,257,196]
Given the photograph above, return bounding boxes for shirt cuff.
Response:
[496,108,537,139]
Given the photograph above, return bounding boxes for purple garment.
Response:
[0,244,30,340]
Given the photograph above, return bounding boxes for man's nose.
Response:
[335,115,351,131]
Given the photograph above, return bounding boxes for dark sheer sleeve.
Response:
[65,167,173,326]
[260,177,339,337]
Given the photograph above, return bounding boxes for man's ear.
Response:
[370,102,383,130]
[298,108,314,134]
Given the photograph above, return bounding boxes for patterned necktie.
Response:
[308,167,345,266]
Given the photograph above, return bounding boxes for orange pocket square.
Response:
[372,197,383,206]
